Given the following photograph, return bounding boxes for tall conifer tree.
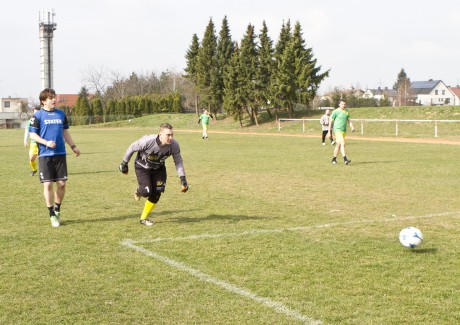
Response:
[196,18,219,114]
[272,21,297,117]
[291,21,329,111]
[74,87,91,125]
[275,41,297,118]
[223,43,245,126]
[184,33,200,114]
[238,24,259,125]
[216,16,234,113]
[256,20,274,118]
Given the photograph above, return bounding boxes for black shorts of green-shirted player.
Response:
[119,123,188,226]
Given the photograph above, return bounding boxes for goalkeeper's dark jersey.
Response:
[122,134,185,177]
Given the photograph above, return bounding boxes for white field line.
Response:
[121,239,323,325]
[131,211,460,244]
[121,211,459,325]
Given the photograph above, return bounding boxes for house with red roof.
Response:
[448,87,460,106]
[56,94,79,108]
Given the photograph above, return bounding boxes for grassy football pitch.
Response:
[1,120,459,324]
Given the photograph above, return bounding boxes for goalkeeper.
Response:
[119,123,188,226]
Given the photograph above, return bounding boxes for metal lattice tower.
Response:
[39,9,57,90]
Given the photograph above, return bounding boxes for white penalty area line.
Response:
[130,211,460,244]
[120,211,459,325]
[121,239,323,325]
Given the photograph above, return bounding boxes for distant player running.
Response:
[198,109,213,139]
[327,99,355,165]
[24,106,41,176]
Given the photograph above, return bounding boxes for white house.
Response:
[410,80,454,106]
[0,97,28,128]
[0,97,27,113]
[448,87,460,106]
[363,87,398,103]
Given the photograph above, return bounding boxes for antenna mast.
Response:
[39,9,57,90]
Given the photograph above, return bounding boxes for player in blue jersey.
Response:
[29,88,80,227]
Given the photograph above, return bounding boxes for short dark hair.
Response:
[160,123,173,131]
[340,99,347,103]
[39,88,56,103]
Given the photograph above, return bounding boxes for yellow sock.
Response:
[30,160,37,172]
[140,201,156,220]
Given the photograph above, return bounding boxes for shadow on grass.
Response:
[62,214,136,225]
[70,170,117,175]
[410,247,438,254]
[348,160,397,165]
[61,209,202,225]
[78,151,113,155]
[165,213,264,224]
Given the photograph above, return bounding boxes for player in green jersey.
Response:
[327,99,355,165]
[198,109,213,139]
[23,106,41,176]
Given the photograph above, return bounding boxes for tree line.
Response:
[60,71,184,125]
[184,17,329,126]
[63,17,329,126]
[61,86,182,125]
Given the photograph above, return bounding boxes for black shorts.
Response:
[39,155,68,183]
[134,163,167,197]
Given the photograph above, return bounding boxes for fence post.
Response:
[434,121,438,138]
[395,121,399,136]
[278,119,281,131]
[302,120,305,133]
[360,120,364,135]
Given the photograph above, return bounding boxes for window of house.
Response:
[442,90,445,95]
[435,90,438,95]
[3,101,10,108]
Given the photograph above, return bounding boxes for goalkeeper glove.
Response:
[119,161,128,174]
[180,176,189,192]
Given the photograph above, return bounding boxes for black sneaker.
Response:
[30,170,37,176]
[140,218,154,226]
[344,159,351,165]
[331,158,337,164]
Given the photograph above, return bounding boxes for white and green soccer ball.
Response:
[399,227,423,248]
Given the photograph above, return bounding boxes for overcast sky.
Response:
[1,0,460,101]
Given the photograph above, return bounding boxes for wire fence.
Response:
[278,118,460,138]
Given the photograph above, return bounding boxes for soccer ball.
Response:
[399,227,423,248]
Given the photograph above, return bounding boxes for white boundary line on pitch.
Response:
[130,211,460,244]
[121,239,323,325]
[121,211,459,325]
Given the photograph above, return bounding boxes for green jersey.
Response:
[24,119,36,144]
[199,114,211,125]
[331,108,351,132]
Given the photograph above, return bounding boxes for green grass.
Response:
[1,116,459,324]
